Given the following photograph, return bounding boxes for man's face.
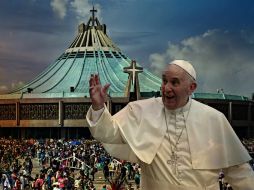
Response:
[161,64,196,110]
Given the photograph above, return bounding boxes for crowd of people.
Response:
[0,136,253,190]
[243,138,254,155]
[0,137,141,190]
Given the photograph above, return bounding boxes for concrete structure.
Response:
[0,7,253,139]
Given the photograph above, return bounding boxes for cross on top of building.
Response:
[90,6,97,26]
[124,60,143,84]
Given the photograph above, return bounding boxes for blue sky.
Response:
[0,0,254,97]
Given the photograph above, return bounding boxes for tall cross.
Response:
[90,6,97,26]
[124,60,143,84]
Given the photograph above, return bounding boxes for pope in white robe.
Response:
[86,60,254,190]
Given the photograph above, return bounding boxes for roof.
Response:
[192,92,249,101]
[0,7,249,102]
[2,8,161,99]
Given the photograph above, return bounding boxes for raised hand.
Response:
[89,74,110,110]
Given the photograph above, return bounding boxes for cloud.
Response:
[0,81,25,94]
[0,67,24,93]
[49,0,102,23]
[0,29,67,94]
[11,81,25,90]
[50,0,68,19]
[70,0,101,23]
[149,29,254,97]
[0,85,8,94]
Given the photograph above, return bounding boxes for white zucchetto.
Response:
[170,60,196,80]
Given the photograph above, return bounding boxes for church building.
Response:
[0,7,253,139]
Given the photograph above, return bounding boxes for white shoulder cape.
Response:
[95,98,251,169]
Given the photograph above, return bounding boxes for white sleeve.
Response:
[89,107,104,125]
[86,105,138,162]
[224,162,254,190]
[86,105,125,144]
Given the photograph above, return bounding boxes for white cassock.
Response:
[86,97,254,190]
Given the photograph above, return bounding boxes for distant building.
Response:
[0,7,253,139]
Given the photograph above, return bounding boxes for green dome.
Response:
[7,11,161,99]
